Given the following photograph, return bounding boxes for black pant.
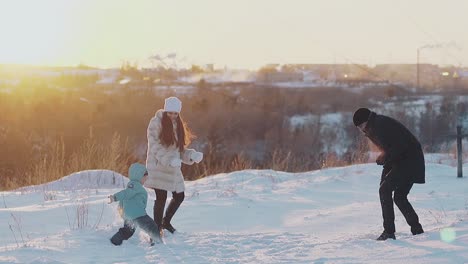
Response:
[153,189,185,227]
[379,167,422,234]
[111,215,160,245]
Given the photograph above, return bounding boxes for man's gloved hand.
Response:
[376,153,386,166]
[108,195,116,204]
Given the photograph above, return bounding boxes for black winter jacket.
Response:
[364,112,425,184]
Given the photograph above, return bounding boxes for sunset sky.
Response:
[0,0,467,69]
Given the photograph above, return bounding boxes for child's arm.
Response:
[108,195,116,204]
[112,182,139,202]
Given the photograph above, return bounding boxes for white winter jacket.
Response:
[144,110,196,193]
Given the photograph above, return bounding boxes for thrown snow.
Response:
[1,163,467,263]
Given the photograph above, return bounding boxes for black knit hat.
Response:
[353,108,371,126]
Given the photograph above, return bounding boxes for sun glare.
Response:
[0,1,72,65]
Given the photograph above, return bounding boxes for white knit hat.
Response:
[164,97,182,113]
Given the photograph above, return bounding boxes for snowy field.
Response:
[1,163,467,263]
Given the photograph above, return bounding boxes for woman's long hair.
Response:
[159,112,193,152]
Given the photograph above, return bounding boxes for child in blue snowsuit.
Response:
[109,163,161,245]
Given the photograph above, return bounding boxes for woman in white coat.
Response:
[145,97,203,234]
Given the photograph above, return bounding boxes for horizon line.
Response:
[1,62,467,71]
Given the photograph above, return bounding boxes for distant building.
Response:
[205,64,215,72]
[282,64,373,81]
[256,65,303,83]
[451,69,468,89]
[373,64,439,89]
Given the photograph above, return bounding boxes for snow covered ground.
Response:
[1,163,467,263]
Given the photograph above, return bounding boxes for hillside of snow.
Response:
[1,163,467,263]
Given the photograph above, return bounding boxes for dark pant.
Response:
[110,215,160,245]
[153,189,185,227]
[379,167,422,234]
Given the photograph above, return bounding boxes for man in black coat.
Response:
[353,108,425,240]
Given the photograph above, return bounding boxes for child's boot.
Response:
[110,232,123,245]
